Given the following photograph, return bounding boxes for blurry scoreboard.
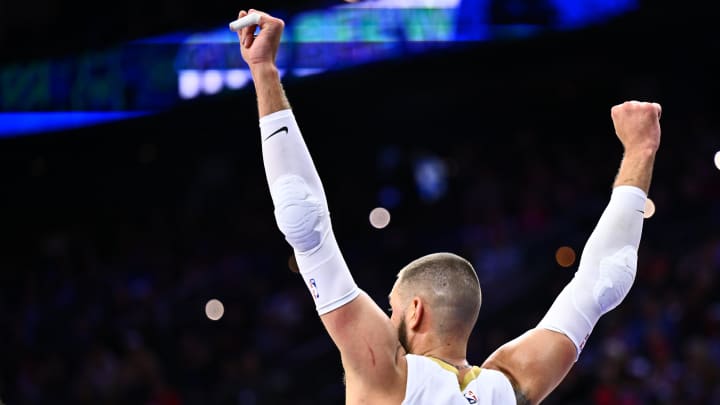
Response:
[0,0,637,137]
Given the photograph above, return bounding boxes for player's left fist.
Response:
[610,101,661,154]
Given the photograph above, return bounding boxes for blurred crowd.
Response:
[1,99,718,404]
[1,32,720,405]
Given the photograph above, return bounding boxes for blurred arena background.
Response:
[1,0,719,404]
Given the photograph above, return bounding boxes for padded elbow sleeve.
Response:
[586,245,637,314]
[270,174,328,254]
[537,186,646,358]
[269,173,359,314]
[262,110,359,315]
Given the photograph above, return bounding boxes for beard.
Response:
[398,317,410,353]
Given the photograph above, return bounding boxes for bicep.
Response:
[320,291,405,386]
[481,328,577,405]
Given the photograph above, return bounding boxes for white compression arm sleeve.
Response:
[260,109,360,315]
[537,185,647,358]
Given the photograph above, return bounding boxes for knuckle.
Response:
[612,103,629,115]
[641,104,656,115]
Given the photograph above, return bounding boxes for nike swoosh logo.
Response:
[264,126,288,142]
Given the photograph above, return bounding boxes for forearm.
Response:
[251,63,290,118]
[260,109,325,201]
[613,148,657,194]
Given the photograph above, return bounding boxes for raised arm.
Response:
[235,9,406,400]
[481,101,662,404]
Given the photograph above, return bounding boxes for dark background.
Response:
[1,1,720,404]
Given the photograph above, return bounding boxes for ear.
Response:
[407,297,424,330]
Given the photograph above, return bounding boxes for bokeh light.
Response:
[555,246,577,268]
[178,70,201,99]
[205,299,225,321]
[225,69,250,89]
[714,151,720,170]
[413,155,448,203]
[288,254,299,273]
[202,70,224,95]
[644,198,656,219]
[369,207,391,229]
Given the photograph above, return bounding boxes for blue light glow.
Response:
[0,0,638,137]
[0,112,151,138]
[414,155,449,203]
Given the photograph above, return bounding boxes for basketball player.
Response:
[233,9,661,404]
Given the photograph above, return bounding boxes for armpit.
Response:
[513,386,531,405]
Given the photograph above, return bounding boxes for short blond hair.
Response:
[396,252,482,339]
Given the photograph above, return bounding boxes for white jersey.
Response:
[402,354,516,405]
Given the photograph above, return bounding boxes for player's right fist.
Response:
[610,101,661,154]
[236,9,285,68]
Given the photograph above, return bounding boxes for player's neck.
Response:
[419,344,470,371]
[408,331,470,369]
[426,354,472,371]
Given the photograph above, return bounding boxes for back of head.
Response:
[396,252,482,340]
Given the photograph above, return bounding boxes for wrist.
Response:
[250,63,280,79]
[250,63,290,117]
[623,147,657,161]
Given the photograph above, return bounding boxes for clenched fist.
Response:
[611,101,662,155]
[235,9,285,69]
